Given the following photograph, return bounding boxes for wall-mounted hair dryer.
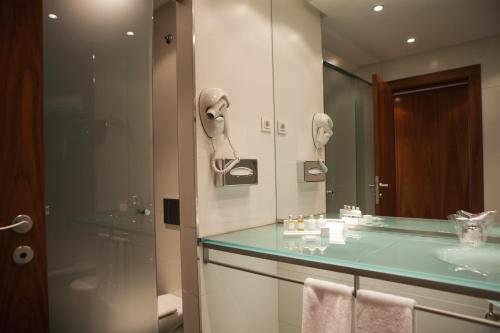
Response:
[312,113,334,173]
[199,88,240,174]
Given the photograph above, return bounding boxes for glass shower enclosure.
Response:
[43,0,158,332]
[323,64,375,216]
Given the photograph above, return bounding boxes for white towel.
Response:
[302,278,354,333]
[356,289,416,333]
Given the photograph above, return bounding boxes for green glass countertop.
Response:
[201,222,500,300]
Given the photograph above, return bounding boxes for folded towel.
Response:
[302,278,354,333]
[356,289,416,333]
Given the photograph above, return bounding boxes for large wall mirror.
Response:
[272,0,500,221]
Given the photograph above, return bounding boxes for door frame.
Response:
[373,65,484,215]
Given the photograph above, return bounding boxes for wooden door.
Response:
[0,0,49,332]
[373,74,396,216]
[373,66,484,219]
[393,85,469,218]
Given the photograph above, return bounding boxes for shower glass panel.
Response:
[324,66,374,215]
[354,80,375,215]
[43,0,158,332]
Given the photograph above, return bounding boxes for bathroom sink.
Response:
[435,247,500,277]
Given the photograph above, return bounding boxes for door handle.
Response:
[0,215,33,234]
[371,177,389,205]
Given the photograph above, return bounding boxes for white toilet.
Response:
[158,294,183,333]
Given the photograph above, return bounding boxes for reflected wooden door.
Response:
[373,74,396,216]
[373,66,484,219]
[0,0,49,331]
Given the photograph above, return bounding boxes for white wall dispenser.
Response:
[198,88,258,187]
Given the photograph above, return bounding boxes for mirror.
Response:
[272,0,500,220]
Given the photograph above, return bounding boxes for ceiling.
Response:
[309,0,500,67]
[154,0,172,10]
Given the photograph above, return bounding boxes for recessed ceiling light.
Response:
[373,5,384,12]
[48,13,58,20]
[406,37,416,44]
[126,31,135,36]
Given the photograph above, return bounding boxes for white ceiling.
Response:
[309,0,500,67]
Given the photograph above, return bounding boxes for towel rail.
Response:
[204,256,500,329]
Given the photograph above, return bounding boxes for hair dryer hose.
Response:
[211,157,241,175]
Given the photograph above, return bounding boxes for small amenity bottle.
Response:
[317,214,326,228]
[285,215,295,231]
[297,215,305,231]
[306,215,316,231]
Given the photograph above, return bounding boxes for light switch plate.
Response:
[261,117,272,133]
[277,120,287,135]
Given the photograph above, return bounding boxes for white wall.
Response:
[153,2,182,297]
[193,0,280,332]
[194,0,276,237]
[272,0,325,219]
[357,34,500,214]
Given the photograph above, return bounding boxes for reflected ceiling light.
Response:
[126,31,135,36]
[48,13,58,20]
[406,37,416,44]
[373,5,384,12]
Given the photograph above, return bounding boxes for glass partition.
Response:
[43,0,158,332]
[323,66,374,216]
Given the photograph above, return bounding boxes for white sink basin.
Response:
[435,246,500,277]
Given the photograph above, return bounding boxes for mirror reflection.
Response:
[273,0,500,220]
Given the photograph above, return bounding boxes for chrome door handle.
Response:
[372,176,389,205]
[326,190,334,195]
[0,215,33,234]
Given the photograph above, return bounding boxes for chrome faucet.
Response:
[457,210,497,221]
[448,210,497,247]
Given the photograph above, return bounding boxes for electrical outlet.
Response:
[261,117,272,133]
[277,120,287,135]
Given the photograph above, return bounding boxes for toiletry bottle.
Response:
[286,215,295,231]
[318,214,326,228]
[352,206,362,217]
[306,215,316,231]
[297,215,304,231]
